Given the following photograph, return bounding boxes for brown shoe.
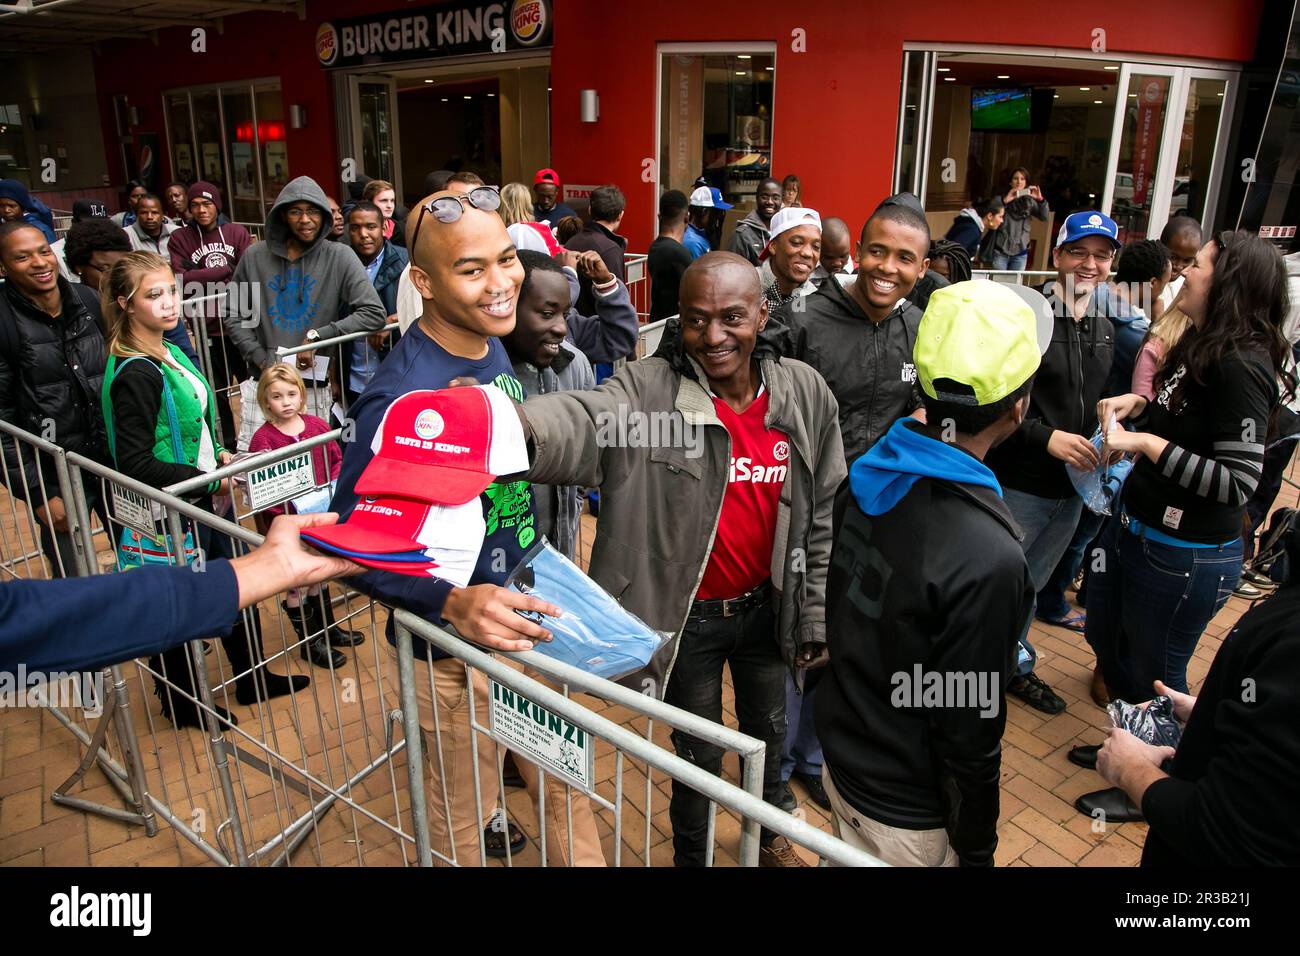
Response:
[1090,665,1110,708]
[759,835,811,867]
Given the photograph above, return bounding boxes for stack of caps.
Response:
[303,385,528,583]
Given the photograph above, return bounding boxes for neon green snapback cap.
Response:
[914,280,1051,406]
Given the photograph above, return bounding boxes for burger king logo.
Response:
[414,409,444,440]
[316,22,339,66]
[510,0,547,46]
[1088,214,1103,227]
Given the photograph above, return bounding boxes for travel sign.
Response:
[316,0,552,70]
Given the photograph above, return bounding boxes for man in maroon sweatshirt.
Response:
[168,180,252,445]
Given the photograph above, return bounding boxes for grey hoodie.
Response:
[728,209,771,265]
[224,176,385,371]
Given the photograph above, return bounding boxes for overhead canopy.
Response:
[0,0,298,55]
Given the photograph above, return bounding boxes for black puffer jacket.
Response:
[0,278,109,499]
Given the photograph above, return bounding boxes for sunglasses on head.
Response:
[409,186,501,252]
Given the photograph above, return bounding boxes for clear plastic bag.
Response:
[1067,426,1134,515]
[506,539,670,681]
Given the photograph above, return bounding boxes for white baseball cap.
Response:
[689,186,716,208]
[760,207,822,261]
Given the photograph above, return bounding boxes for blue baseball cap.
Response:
[1056,210,1120,249]
[708,187,733,210]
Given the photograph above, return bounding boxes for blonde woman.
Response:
[99,251,310,727]
[500,181,560,254]
[362,178,398,240]
[1131,306,1194,401]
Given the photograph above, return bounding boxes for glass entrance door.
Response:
[1103,66,1178,243]
[349,75,402,194]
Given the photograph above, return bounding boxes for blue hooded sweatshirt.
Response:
[849,418,1003,516]
[0,179,57,243]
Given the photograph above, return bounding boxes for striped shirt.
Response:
[1124,351,1278,543]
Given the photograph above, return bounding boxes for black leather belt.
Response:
[688,581,772,620]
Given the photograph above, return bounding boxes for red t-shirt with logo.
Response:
[696,389,789,600]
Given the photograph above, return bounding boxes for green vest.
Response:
[101,342,224,488]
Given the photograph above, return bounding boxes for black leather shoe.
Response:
[792,770,831,811]
[1075,786,1143,822]
[1068,744,1100,770]
[778,782,797,813]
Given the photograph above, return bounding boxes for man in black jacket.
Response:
[985,211,1119,715]
[775,194,930,469]
[0,221,111,578]
[817,280,1046,867]
[563,184,628,319]
[1096,523,1300,865]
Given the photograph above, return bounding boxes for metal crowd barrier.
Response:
[175,285,400,452]
[972,268,1057,287]
[623,252,650,323]
[391,610,883,867]
[1,416,883,867]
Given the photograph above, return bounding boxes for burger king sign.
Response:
[316,22,339,66]
[510,0,547,46]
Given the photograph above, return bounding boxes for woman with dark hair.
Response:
[1073,231,1294,820]
[987,167,1049,271]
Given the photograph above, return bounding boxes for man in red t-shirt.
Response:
[517,252,847,866]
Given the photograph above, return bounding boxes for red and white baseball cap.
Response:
[355,386,528,504]
[534,168,561,186]
[759,207,823,261]
[302,493,486,557]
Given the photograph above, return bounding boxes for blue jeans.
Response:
[780,674,823,781]
[1037,508,1107,620]
[1002,489,1084,675]
[989,251,1029,271]
[1085,517,1241,701]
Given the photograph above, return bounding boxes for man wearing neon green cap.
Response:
[816,280,1047,867]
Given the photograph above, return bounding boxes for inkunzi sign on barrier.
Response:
[315,0,552,70]
[110,484,165,538]
[488,679,596,794]
[244,451,318,511]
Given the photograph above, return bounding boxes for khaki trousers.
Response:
[389,647,606,866]
[822,764,959,868]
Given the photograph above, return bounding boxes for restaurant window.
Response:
[163,80,291,225]
[659,48,775,206]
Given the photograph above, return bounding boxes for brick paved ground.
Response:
[2,466,1295,867]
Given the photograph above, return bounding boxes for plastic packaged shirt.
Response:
[1108,695,1183,749]
[506,539,669,681]
[1067,427,1134,515]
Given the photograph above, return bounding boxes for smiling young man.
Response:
[330,188,605,867]
[985,211,1119,714]
[776,193,930,469]
[501,250,599,561]
[0,222,111,577]
[729,177,784,265]
[517,251,846,866]
[758,206,822,312]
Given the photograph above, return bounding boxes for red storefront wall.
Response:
[94,0,1262,248]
